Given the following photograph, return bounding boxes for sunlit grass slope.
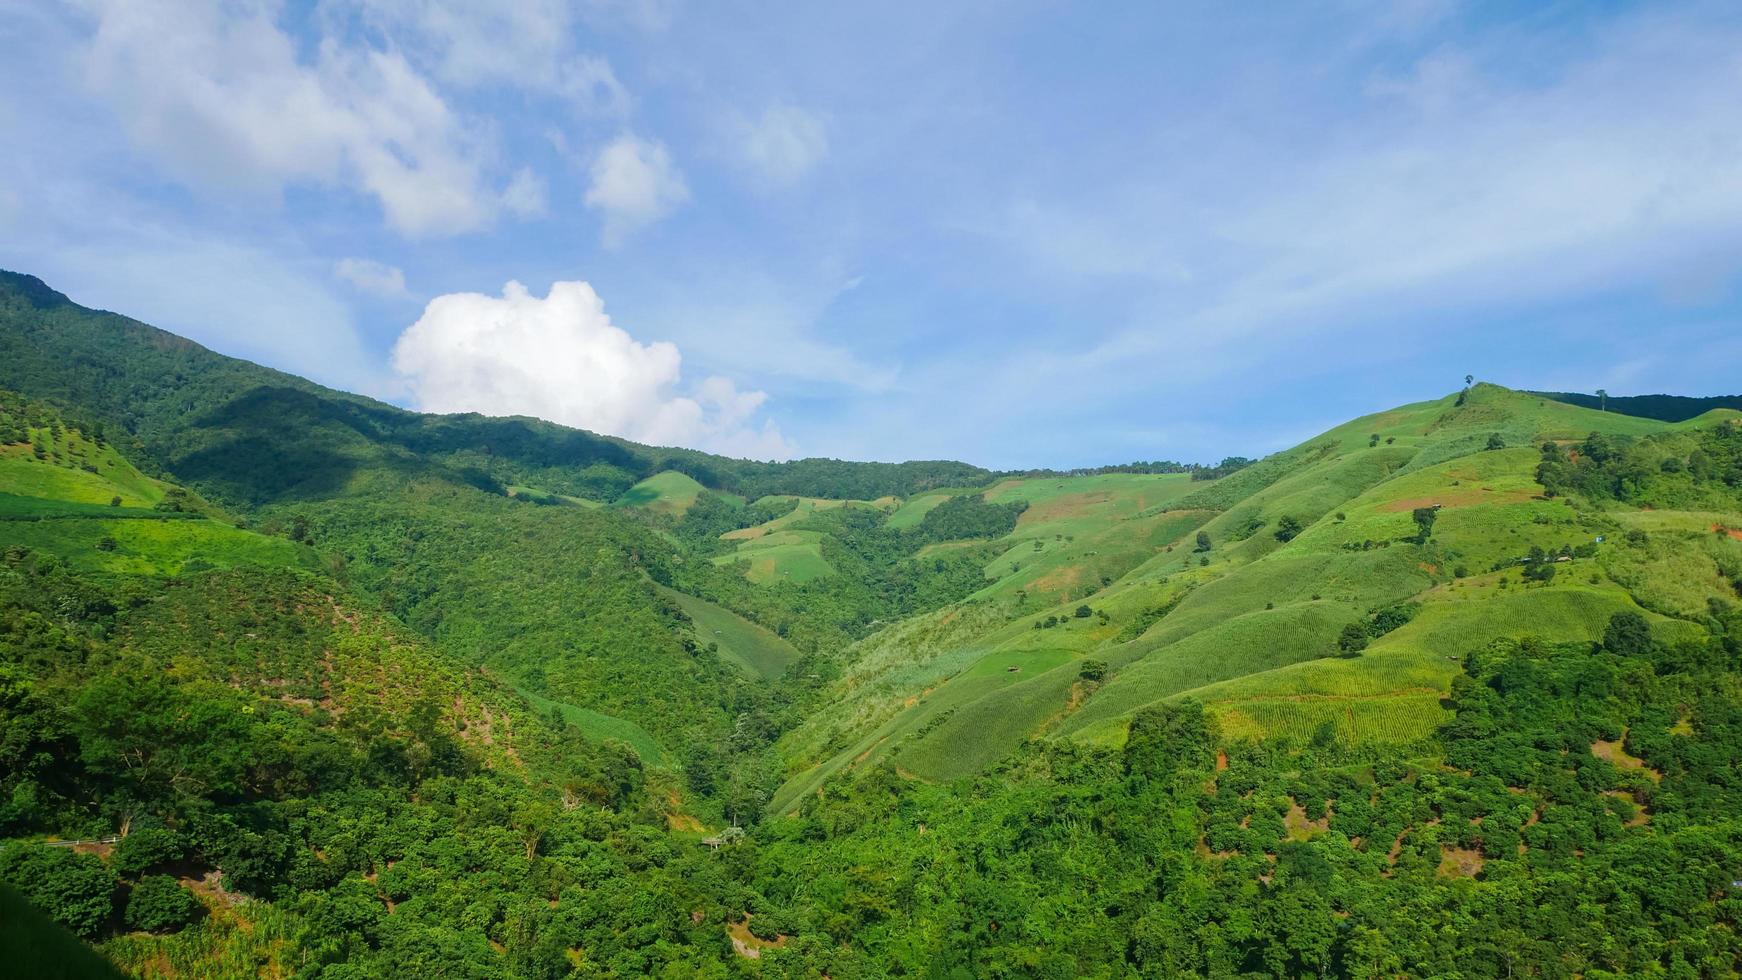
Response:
[774,384,1741,808]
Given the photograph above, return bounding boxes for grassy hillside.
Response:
[774,384,1742,805]
[7,271,1742,976]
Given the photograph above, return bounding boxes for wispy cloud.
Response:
[584,134,690,244]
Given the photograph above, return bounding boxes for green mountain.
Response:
[3,273,1742,976]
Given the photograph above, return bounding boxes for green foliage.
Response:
[0,845,116,937]
[8,274,1742,976]
[1603,610,1653,657]
[915,492,1026,541]
[124,876,197,933]
[1534,389,1742,421]
[1123,699,1216,778]
[112,828,184,878]
[1411,505,1438,543]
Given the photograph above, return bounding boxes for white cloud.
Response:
[390,280,794,459]
[332,1,633,114]
[584,134,690,244]
[502,167,549,218]
[72,0,532,237]
[334,257,408,297]
[734,106,829,185]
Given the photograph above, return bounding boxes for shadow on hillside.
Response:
[173,386,504,504]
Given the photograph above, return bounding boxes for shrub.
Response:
[0,844,116,937]
[1273,515,1303,542]
[1073,605,1092,619]
[125,875,198,933]
[114,828,185,878]
[1078,659,1107,682]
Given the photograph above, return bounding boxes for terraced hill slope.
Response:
[773,385,1742,810]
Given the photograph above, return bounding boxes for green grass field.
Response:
[712,528,837,584]
[506,484,603,508]
[515,685,673,766]
[1,517,319,576]
[612,470,710,515]
[657,584,800,679]
[771,385,1742,806]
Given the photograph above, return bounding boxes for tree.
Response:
[126,875,198,932]
[0,844,117,937]
[1194,530,1211,552]
[1486,433,1506,451]
[1411,506,1438,544]
[1596,388,1609,412]
[1465,374,1474,386]
[109,495,121,507]
[1274,515,1303,542]
[1337,623,1369,657]
[1124,699,1216,778]
[114,827,184,877]
[1078,659,1107,682]
[1603,611,1651,658]
[1073,604,1093,619]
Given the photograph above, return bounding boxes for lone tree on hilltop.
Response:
[1597,388,1609,412]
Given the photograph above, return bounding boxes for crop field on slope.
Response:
[711,528,836,584]
[656,584,800,679]
[723,495,894,540]
[0,491,171,520]
[0,440,166,507]
[612,470,712,515]
[772,387,1742,805]
[885,490,963,529]
[514,685,672,766]
[506,484,603,508]
[1,516,319,576]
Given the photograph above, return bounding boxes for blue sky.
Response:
[3,1,1741,468]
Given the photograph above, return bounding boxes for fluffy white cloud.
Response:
[333,257,408,297]
[585,134,690,244]
[72,0,532,237]
[391,280,794,459]
[735,106,829,185]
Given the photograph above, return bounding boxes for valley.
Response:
[2,271,1741,976]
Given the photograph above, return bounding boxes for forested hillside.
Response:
[3,276,1742,977]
